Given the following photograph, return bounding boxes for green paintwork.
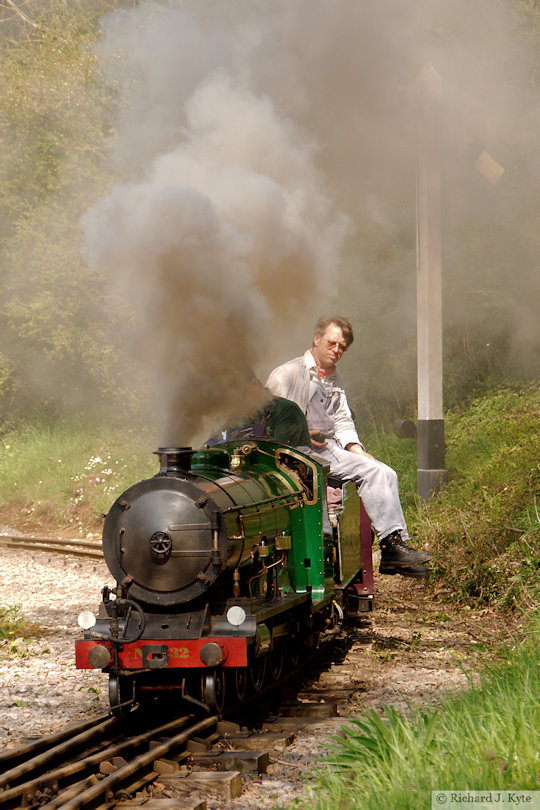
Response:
[190,440,365,606]
[191,440,334,605]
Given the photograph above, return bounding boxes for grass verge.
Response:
[365,385,540,612]
[288,622,539,810]
[1,385,538,609]
[0,415,157,535]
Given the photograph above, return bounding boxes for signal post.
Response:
[415,64,448,501]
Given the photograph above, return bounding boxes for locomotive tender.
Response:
[75,441,374,714]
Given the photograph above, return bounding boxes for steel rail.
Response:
[57,714,218,810]
[1,536,101,550]
[0,711,114,770]
[35,713,198,810]
[0,717,119,790]
[0,713,197,808]
[1,536,103,560]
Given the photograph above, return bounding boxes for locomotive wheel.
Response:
[229,668,247,703]
[286,637,301,669]
[249,655,266,692]
[109,674,136,718]
[305,630,321,652]
[202,670,226,714]
[269,643,283,681]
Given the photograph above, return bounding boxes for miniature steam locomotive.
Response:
[75,441,374,714]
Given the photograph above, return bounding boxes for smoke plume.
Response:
[83,0,540,439]
[83,45,348,442]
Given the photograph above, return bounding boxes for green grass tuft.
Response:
[0,604,45,644]
[289,623,539,809]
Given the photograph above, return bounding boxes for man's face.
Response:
[312,323,348,369]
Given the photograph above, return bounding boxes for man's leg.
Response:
[316,443,430,567]
[316,443,407,538]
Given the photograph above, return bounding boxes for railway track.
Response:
[0,708,220,809]
[0,698,347,810]
[0,535,103,561]
[0,629,361,809]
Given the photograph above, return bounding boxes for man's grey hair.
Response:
[313,316,354,348]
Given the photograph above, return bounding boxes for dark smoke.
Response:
[83,0,540,439]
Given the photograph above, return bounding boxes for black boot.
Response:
[379,562,431,578]
[379,531,431,567]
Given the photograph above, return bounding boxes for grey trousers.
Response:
[314,440,410,541]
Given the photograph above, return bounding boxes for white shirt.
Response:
[266,349,361,449]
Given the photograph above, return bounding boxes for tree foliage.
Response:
[0,0,124,415]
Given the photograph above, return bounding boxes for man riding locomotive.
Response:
[207,315,431,578]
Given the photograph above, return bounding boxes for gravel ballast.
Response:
[0,544,112,750]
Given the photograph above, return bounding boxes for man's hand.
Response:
[345,442,375,459]
[310,429,327,449]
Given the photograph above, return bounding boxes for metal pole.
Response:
[415,63,448,501]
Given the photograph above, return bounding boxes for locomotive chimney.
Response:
[154,447,194,475]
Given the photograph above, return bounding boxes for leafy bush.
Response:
[0,0,121,416]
